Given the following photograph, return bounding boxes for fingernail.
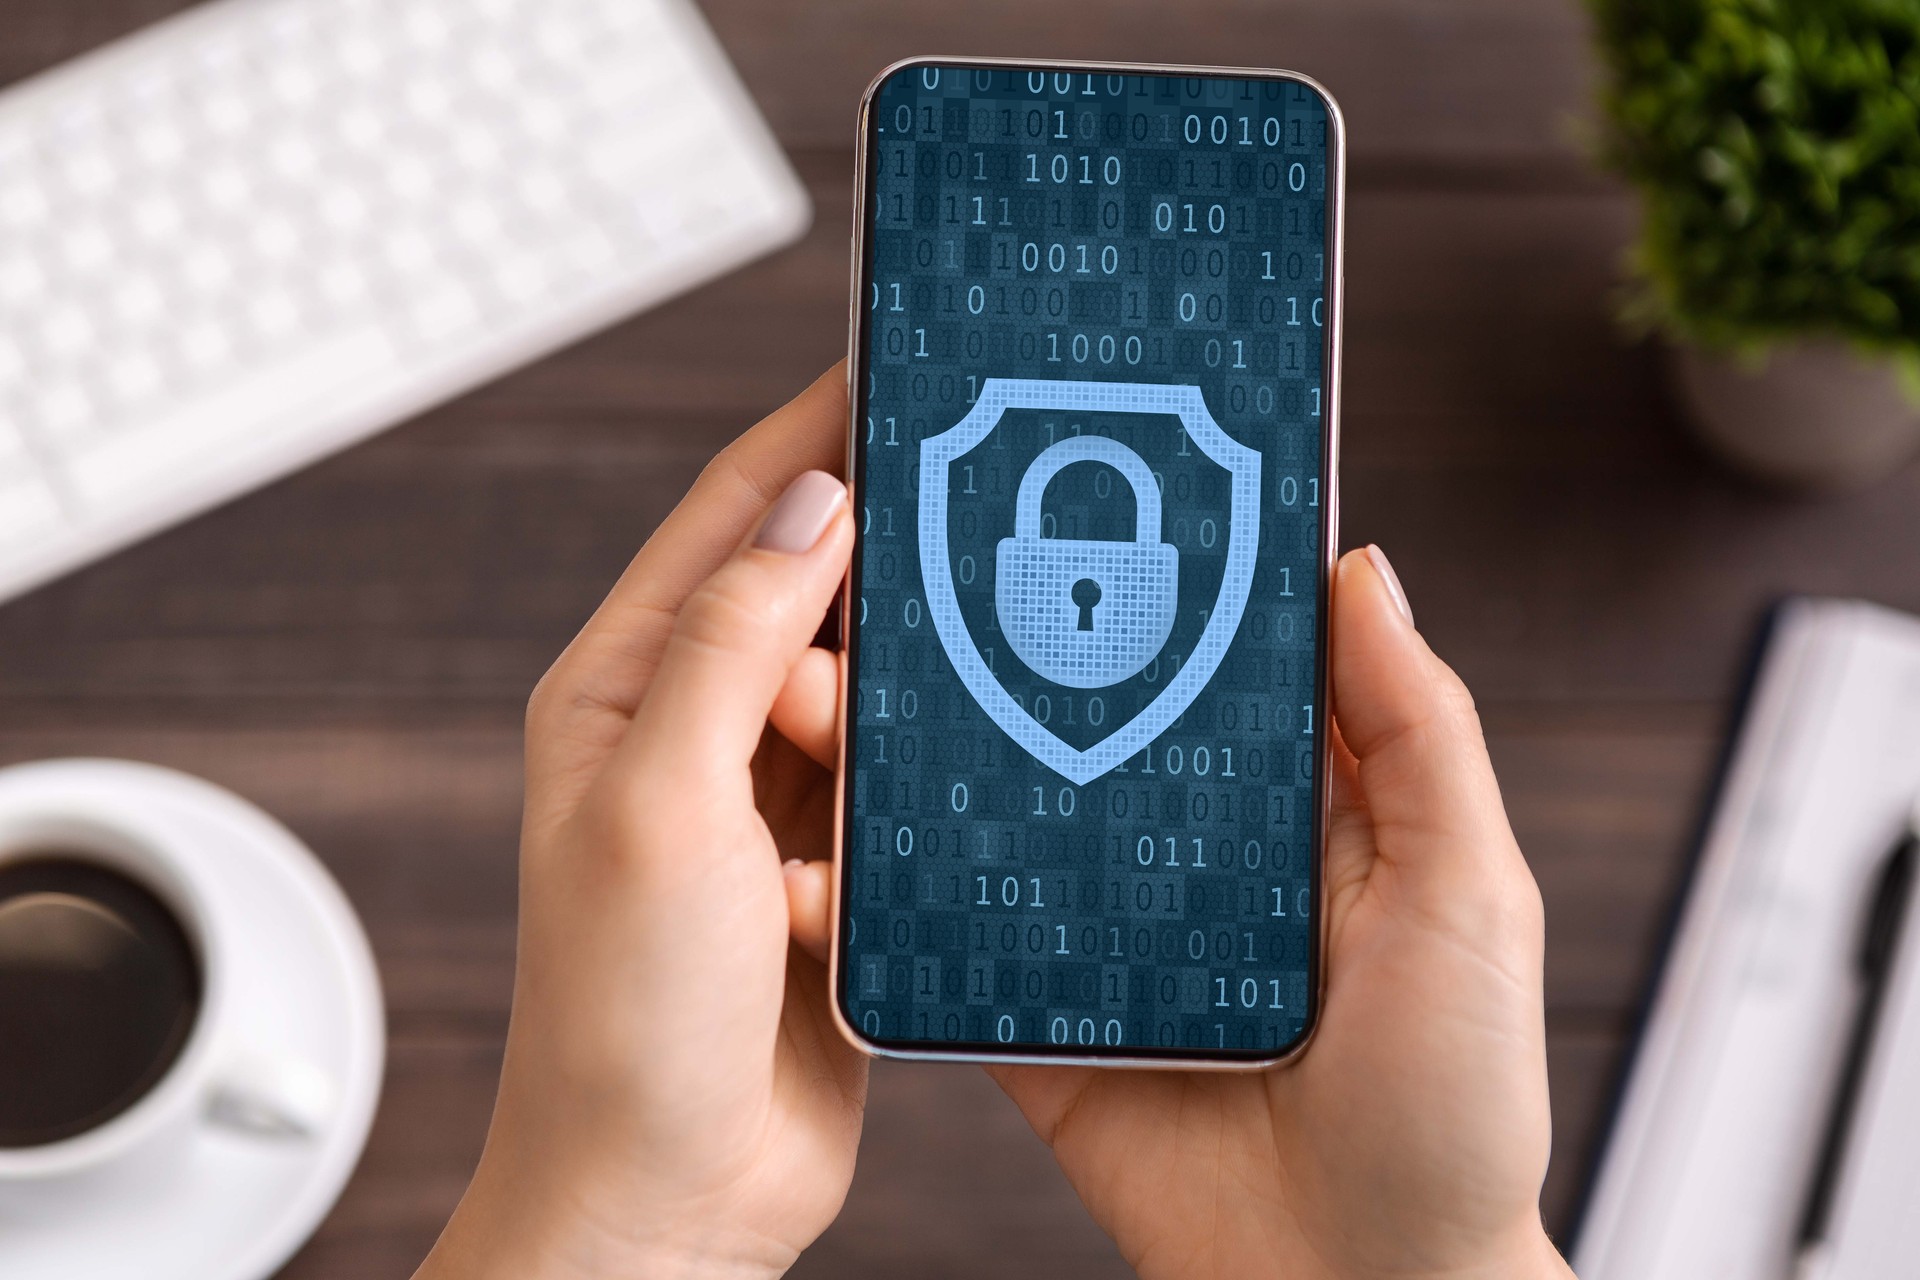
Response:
[783,858,806,871]
[755,471,846,554]
[1366,544,1415,627]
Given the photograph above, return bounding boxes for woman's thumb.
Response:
[1331,546,1521,889]
[613,471,851,785]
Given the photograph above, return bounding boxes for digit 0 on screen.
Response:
[838,61,1341,1063]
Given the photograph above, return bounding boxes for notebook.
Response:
[1573,598,1920,1280]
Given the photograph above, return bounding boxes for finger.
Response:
[527,365,848,799]
[783,859,832,962]
[1322,720,1375,916]
[574,364,848,668]
[984,1063,1100,1147]
[770,645,840,769]
[1327,716,1363,825]
[605,471,852,807]
[1330,545,1525,902]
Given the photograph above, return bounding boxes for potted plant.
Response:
[1589,0,1920,491]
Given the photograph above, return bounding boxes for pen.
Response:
[1790,821,1919,1280]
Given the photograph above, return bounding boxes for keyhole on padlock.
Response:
[1071,578,1102,632]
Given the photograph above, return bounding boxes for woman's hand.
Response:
[977,548,1574,1280]
[417,355,1575,1280]
[416,368,866,1280]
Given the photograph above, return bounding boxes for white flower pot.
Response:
[1669,341,1920,493]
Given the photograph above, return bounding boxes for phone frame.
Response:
[831,56,1345,1069]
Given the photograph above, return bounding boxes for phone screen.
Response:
[839,61,1339,1061]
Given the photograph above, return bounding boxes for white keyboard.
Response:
[0,0,808,604]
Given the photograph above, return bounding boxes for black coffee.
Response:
[0,857,202,1147]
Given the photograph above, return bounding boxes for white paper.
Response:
[1574,599,1920,1280]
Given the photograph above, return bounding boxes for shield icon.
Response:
[919,378,1261,785]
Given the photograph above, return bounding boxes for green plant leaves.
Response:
[1590,0,1920,355]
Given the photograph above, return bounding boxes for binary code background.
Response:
[842,63,1333,1057]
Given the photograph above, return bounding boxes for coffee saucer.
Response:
[0,759,385,1280]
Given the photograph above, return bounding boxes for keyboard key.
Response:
[335,103,387,151]
[244,292,305,343]
[405,284,483,343]
[267,135,322,182]
[34,383,96,439]
[130,117,189,167]
[59,225,116,275]
[58,150,117,200]
[190,36,246,79]
[130,193,187,243]
[335,29,390,80]
[318,188,372,233]
[382,228,438,277]
[403,78,455,123]
[317,261,374,310]
[104,352,167,405]
[262,6,319,49]
[470,45,518,92]
[198,87,254,137]
[384,155,436,203]
[494,255,554,305]
[177,321,236,375]
[449,198,507,248]
[0,472,68,553]
[516,96,569,145]
[0,182,51,231]
[0,257,47,309]
[182,245,237,296]
[41,306,98,361]
[402,7,456,50]
[249,214,303,263]
[449,125,504,174]
[201,162,254,213]
[0,339,27,397]
[109,275,168,329]
[268,61,323,107]
[66,330,399,510]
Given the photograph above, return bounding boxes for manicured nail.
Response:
[755,471,846,554]
[1366,544,1415,627]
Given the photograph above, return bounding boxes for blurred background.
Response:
[2,0,1917,1276]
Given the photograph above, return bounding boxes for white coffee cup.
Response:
[0,798,333,1192]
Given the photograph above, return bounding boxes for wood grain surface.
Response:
[5,2,1919,1276]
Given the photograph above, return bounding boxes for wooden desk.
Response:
[5,3,1918,1274]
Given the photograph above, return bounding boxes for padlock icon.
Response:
[995,435,1178,689]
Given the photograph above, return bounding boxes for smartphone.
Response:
[833,58,1343,1067]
